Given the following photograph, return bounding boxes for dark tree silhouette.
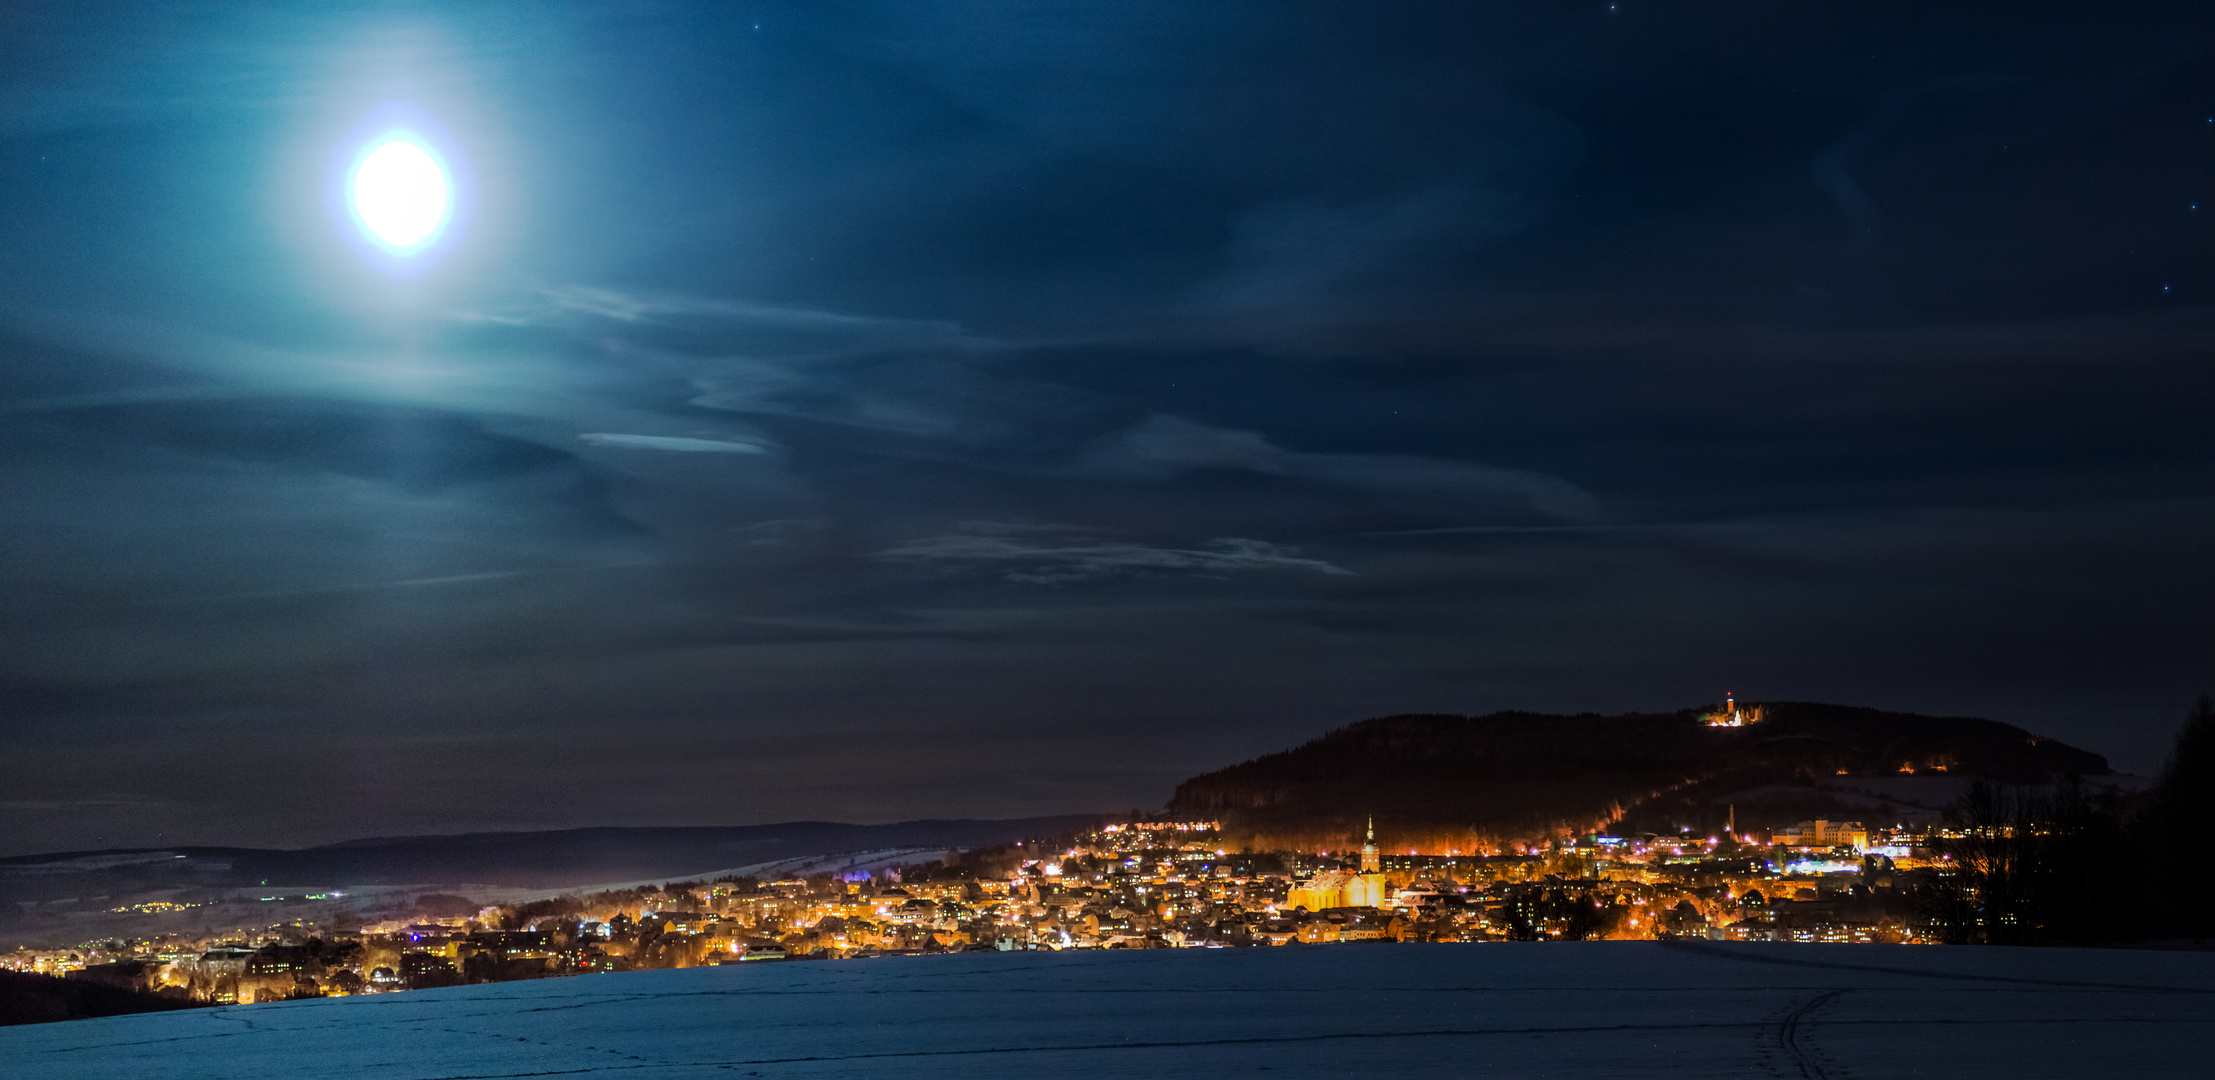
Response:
[2146,695,2215,936]
[1913,697,2215,945]
[1924,778,2141,945]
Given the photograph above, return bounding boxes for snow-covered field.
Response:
[7,942,2211,1078]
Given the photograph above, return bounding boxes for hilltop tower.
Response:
[1704,693,1762,728]
[1360,816,1381,873]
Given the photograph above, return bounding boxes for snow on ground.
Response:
[6,942,2211,1078]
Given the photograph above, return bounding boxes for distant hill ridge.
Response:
[1166,702,2111,850]
[1,815,1109,890]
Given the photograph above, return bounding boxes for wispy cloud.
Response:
[579,433,769,454]
[734,519,830,547]
[0,798,170,811]
[539,285,972,341]
[1088,414,1601,521]
[144,570,552,607]
[1201,188,1536,317]
[876,524,1352,584]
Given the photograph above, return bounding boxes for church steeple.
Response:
[1360,816,1381,873]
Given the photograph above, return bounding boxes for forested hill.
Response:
[1166,702,2113,850]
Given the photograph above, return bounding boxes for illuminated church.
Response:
[1286,818,1393,911]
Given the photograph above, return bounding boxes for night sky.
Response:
[4,2,2214,855]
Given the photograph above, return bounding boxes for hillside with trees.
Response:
[1167,702,2113,850]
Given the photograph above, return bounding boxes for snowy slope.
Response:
[7,943,2211,1078]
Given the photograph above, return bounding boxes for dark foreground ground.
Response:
[4,942,2211,1078]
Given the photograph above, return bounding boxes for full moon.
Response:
[349,134,450,253]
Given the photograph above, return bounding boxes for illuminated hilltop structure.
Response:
[1703,694,1762,728]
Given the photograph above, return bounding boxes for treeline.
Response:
[0,970,208,1027]
[1918,698,2215,945]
